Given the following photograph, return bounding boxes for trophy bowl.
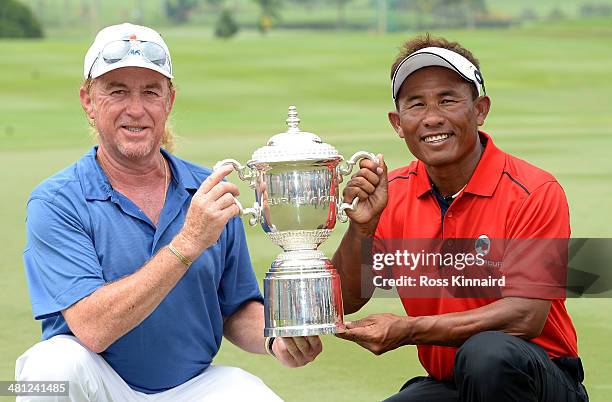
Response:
[214,106,377,337]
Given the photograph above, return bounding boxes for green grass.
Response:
[1,18,612,401]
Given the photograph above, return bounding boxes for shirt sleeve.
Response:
[23,198,106,320]
[501,181,571,299]
[371,207,395,289]
[217,216,263,318]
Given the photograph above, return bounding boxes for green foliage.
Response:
[548,7,567,20]
[429,0,490,28]
[253,0,282,33]
[580,3,612,17]
[0,0,43,38]
[214,8,240,38]
[166,0,200,23]
[334,0,353,28]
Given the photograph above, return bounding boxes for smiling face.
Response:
[80,67,175,163]
[388,66,490,170]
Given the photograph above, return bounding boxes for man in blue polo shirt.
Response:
[16,23,321,401]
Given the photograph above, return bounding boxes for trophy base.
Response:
[264,323,337,337]
[263,254,344,337]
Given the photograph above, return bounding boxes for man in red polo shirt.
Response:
[333,35,588,401]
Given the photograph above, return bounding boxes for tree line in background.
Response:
[3,0,612,39]
[0,0,43,37]
[172,0,492,36]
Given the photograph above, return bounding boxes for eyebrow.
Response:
[406,95,423,103]
[104,81,128,89]
[405,90,461,102]
[144,83,163,90]
[103,82,164,90]
[438,90,460,97]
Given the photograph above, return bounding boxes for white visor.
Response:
[392,46,485,102]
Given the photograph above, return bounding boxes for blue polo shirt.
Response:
[23,147,263,394]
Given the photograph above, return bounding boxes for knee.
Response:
[211,366,282,402]
[16,335,95,382]
[455,331,524,383]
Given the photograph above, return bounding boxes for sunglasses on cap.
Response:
[87,39,172,79]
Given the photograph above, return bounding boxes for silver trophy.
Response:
[214,106,377,337]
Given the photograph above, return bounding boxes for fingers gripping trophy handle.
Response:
[232,198,261,227]
[337,151,379,223]
[212,159,261,226]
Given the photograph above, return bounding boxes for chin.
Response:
[117,141,159,160]
[414,150,451,166]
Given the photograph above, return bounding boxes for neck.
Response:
[96,146,165,189]
[426,139,484,197]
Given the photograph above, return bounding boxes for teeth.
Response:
[125,127,144,132]
[424,133,450,143]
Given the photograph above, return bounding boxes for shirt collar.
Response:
[78,147,111,201]
[78,146,200,201]
[414,131,505,198]
[161,148,200,192]
[463,131,505,197]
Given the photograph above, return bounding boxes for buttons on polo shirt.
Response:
[447,212,453,218]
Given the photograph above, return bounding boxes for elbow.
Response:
[86,339,110,354]
[65,318,111,353]
[74,331,110,353]
[514,311,547,340]
[63,306,112,353]
[518,320,546,340]
[507,298,550,340]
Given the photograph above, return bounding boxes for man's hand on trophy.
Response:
[335,313,411,355]
[343,153,388,230]
[174,165,241,260]
[272,336,323,368]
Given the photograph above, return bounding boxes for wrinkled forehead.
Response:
[91,67,173,90]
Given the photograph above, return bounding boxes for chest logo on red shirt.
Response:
[475,234,491,256]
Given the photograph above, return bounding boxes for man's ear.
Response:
[79,86,96,122]
[388,110,404,138]
[475,95,491,126]
[166,86,176,114]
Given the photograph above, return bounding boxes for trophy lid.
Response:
[249,106,341,164]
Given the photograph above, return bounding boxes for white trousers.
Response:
[15,335,283,402]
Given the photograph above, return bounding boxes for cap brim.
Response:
[392,52,480,101]
[90,57,173,80]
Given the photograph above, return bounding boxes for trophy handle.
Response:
[337,151,379,223]
[212,159,261,226]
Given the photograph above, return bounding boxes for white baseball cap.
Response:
[84,23,173,80]
[391,46,485,102]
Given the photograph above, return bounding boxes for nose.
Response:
[422,105,445,128]
[125,93,146,118]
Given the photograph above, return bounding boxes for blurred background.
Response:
[1,0,611,401]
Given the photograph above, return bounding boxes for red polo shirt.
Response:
[375,132,578,381]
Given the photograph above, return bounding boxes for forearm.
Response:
[223,301,266,354]
[404,297,551,347]
[332,223,378,314]
[62,233,196,353]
